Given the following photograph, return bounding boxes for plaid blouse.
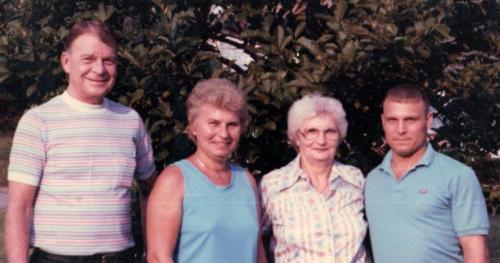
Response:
[261,157,369,263]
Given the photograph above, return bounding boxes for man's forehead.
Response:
[66,33,116,52]
[383,98,425,105]
[383,98,428,109]
[382,99,429,114]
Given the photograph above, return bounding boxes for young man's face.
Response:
[381,99,433,160]
[61,33,117,104]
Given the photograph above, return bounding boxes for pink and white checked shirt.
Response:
[261,157,369,263]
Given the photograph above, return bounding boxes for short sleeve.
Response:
[450,167,489,237]
[134,115,156,181]
[259,178,273,234]
[8,110,46,186]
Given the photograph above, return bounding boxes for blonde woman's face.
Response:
[191,104,242,161]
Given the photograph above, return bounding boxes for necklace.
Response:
[194,156,229,179]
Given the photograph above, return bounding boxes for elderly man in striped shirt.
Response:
[5,20,156,263]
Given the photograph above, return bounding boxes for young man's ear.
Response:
[426,110,434,130]
[60,52,70,74]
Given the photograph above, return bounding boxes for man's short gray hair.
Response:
[287,93,348,147]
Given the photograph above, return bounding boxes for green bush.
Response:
[1,0,498,209]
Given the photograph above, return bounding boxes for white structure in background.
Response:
[209,5,254,71]
[212,37,254,70]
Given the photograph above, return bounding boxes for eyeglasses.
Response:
[299,128,340,141]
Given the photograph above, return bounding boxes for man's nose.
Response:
[396,121,407,134]
[92,59,106,74]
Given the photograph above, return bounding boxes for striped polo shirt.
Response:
[8,92,155,255]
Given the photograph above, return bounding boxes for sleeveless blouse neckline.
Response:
[184,159,234,191]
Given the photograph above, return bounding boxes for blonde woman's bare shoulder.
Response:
[151,164,185,196]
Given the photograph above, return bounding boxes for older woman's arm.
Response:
[146,166,184,263]
[245,172,268,263]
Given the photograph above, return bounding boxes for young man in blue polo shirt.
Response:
[365,84,489,263]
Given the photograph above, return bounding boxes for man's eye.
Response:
[104,59,116,66]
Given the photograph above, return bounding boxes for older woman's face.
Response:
[295,113,340,163]
[191,103,242,161]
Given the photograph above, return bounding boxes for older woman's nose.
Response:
[316,133,328,144]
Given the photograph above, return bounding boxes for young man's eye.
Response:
[385,119,394,123]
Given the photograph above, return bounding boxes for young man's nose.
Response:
[396,121,407,134]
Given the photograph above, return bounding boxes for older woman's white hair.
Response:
[287,93,348,147]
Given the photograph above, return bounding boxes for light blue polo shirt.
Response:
[365,145,489,263]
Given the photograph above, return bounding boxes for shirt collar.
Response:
[379,144,436,173]
[276,155,364,192]
[61,91,108,112]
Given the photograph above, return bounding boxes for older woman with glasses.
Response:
[260,93,369,262]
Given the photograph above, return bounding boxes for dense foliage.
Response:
[1,0,499,213]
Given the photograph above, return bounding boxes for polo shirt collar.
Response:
[379,144,436,174]
[276,155,364,192]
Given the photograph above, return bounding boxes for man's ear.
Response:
[426,110,434,130]
[60,52,70,74]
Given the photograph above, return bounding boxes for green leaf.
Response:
[130,89,144,105]
[277,25,285,48]
[26,84,37,97]
[294,22,306,38]
[263,121,277,130]
[121,50,141,68]
[297,37,319,56]
[341,40,356,63]
[280,36,293,51]
[435,24,453,42]
[335,0,348,21]
[240,30,271,41]
[0,64,11,83]
[95,3,115,21]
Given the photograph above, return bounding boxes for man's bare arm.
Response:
[460,235,489,263]
[5,181,37,263]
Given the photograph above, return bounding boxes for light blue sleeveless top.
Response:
[174,159,259,263]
